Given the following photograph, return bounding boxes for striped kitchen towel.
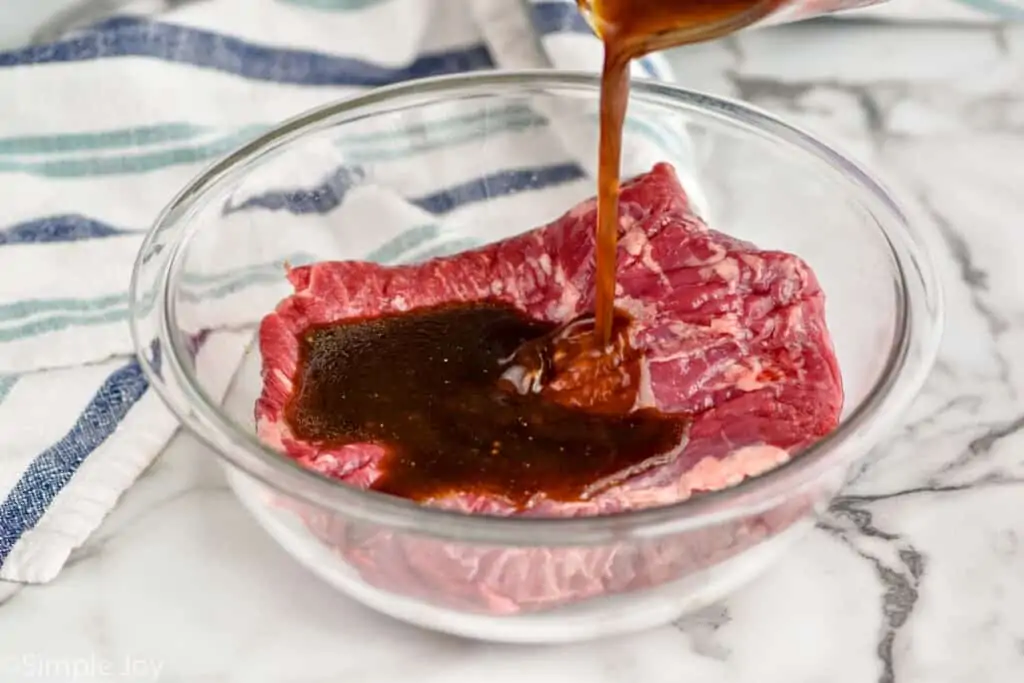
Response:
[0,0,695,583]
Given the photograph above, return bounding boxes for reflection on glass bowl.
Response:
[129,71,942,643]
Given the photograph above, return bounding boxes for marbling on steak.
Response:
[254,162,842,613]
[256,162,842,516]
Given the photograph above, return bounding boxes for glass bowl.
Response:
[129,71,942,643]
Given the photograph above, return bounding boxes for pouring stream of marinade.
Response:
[584,0,792,345]
[275,0,880,505]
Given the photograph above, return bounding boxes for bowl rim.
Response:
[130,69,942,545]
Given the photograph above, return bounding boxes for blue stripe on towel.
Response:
[0,215,130,245]
[410,163,586,214]
[0,359,149,564]
[224,165,367,214]
[637,56,662,79]
[227,162,586,216]
[0,17,495,86]
[529,1,593,36]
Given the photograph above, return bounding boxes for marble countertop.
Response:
[3,17,1023,683]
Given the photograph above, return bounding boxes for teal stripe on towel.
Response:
[0,123,211,156]
[0,220,453,342]
[0,127,265,178]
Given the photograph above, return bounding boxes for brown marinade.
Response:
[285,301,688,505]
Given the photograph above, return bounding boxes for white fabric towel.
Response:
[0,0,688,584]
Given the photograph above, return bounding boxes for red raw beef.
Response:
[255,162,843,612]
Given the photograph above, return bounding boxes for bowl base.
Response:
[227,463,813,644]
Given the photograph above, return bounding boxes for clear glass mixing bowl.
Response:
[129,71,942,643]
